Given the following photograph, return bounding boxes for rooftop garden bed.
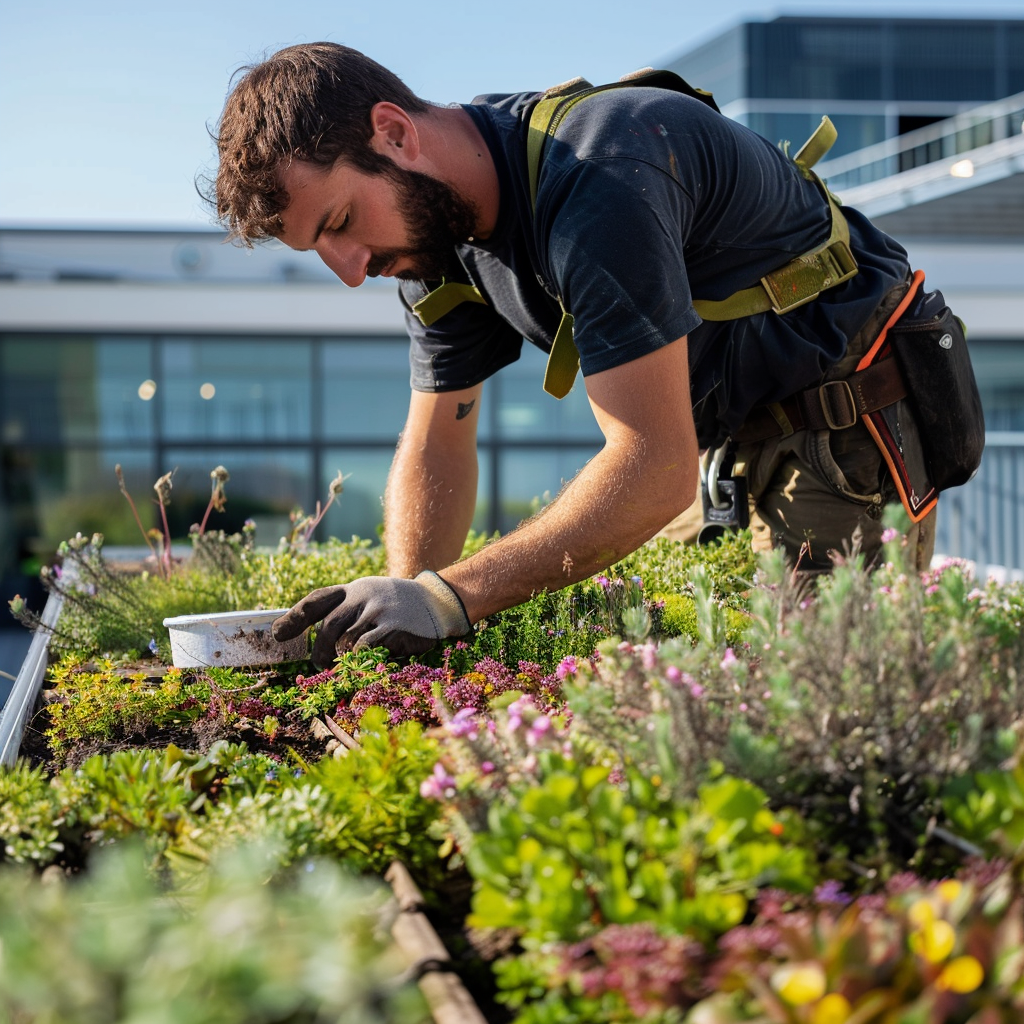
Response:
[3,467,1023,1023]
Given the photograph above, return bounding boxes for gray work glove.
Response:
[272,571,471,667]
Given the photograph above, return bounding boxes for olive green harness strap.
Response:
[692,118,857,321]
[410,280,487,328]
[410,74,858,401]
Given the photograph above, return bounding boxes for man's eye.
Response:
[335,213,350,232]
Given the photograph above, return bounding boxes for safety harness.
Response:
[410,68,859,399]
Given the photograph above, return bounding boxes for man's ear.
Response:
[368,102,420,161]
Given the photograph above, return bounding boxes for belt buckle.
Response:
[819,380,857,430]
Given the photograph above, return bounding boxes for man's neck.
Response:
[417,105,500,240]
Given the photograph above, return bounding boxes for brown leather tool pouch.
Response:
[858,270,985,522]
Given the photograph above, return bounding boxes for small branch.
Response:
[115,465,158,561]
[928,823,985,859]
[322,714,361,751]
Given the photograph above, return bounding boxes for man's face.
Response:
[275,156,477,287]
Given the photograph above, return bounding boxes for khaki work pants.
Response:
[660,279,937,573]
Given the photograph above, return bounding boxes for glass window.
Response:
[493,343,603,442]
[4,447,155,559]
[320,338,411,440]
[1,335,153,445]
[160,447,313,543]
[160,338,312,441]
[496,446,601,534]
[967,340,1024,432]
[319,447,492,544]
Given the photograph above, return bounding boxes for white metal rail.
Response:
[818,91,1024,192]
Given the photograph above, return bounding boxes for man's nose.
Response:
[316,236,371,288]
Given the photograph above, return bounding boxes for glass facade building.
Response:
[0,306,602,605]
[669,17,1024,158]
[2,14,1023,623]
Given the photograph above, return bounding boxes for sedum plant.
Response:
[0,841,422,1024]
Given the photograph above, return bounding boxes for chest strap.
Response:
[411,79,858,400]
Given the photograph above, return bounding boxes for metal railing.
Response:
[935,433,1024,578]
[817,91,1024,192]
[0,584,64,768]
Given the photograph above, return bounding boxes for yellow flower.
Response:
[811,993,852,1024]
[771,964,827,1005]
[937,955,984,994]
[907,897,936,929]
[936,880,963,905]
[910,919,956,963]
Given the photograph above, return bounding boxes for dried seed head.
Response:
[211,465,230,484]
[154,471,173,505]
[328,470,346,497]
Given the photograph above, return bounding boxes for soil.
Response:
[19,689,331,773]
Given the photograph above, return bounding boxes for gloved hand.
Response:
[272,571,472,667]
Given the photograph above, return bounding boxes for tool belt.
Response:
[730,270,985,524]
[733,359,907,444]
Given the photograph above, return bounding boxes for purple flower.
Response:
[446,707,479,738]
[480,761,495,775]
[814,880,852,906]
[419,763,457,801]
[595,575,610,590]
[665,665,682,686]
[148,638,159,655]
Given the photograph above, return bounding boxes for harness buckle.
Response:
[818,380,858,430]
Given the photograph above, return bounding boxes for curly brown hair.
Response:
[207,42,429,245]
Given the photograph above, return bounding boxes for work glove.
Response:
[272,571,472,667]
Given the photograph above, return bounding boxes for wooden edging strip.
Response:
[385,860,489,1024]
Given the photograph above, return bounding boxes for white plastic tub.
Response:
[162,609,308,668]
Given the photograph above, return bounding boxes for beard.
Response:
[365,163,479,283]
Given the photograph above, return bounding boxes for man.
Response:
[211,42,935,666]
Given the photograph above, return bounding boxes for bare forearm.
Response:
[441,438,694,621]
[384,387,483,578]
[384,437,478,577]
[440,339,698,622]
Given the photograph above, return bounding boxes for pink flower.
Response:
[739,702,748,712]
[640,644,658,670]
[480,761,495,775]
[419,763,457,801]
[665,665,682,685]
[526,715,552,747]
[690,683,705,698]
[720,648,739,670]
[881,527,900,543]
[595,575,610,590]
[505,697,535,735]
[556,655,578,681]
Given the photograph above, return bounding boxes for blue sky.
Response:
[3,0,1022,227]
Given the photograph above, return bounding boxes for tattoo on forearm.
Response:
[456,400,475,421]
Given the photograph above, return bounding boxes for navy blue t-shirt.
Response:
[399,86,909,447]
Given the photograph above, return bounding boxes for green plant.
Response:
[0,760,68,865]
[465,755,814,947]
[942,741,1024,858]
[0,841,422,1024]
